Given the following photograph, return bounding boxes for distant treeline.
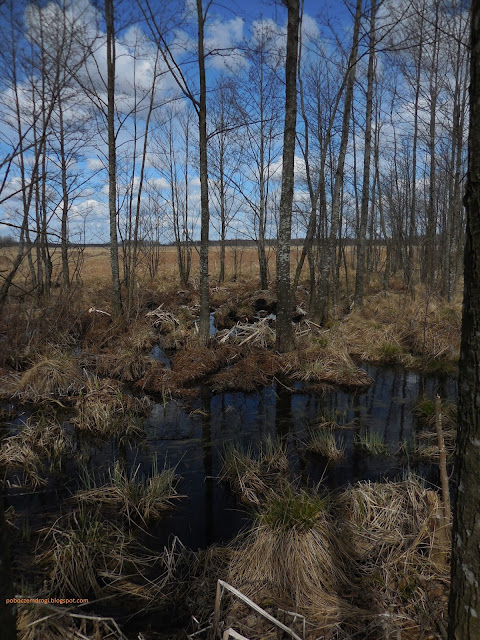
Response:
[0,237,397,249]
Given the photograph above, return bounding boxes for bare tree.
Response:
[354,0,377,307]
[105,0,122,317]
[276,0,300,352]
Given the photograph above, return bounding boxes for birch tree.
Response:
[276,0,300,352]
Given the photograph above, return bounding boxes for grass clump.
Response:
[210,350,283,393]
[258,487,328,532]
[378,341,402,361]
[220,438,289,506]
[414,396,456,426]
[337,476,450,637]
[72,376,150,439]
[37,507,130,599]
[285,338,372,388]
[76,459,182,523]
[355,431,389,457]
[0,416,71,487]
[228,486,359,635]
[305,428,344,462]
[259,434,289,473]
[93,347,153,382]
[15,351,83,402]
[220,444,268,506]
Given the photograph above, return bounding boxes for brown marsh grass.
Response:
[220,438,289,507]
[0,416,71,487]
[284,335,373,388]
[305,428,345,462]
[14,351,84,403]
[227,476,451,639]
[37,507,131,599]
[76,458,182,523]
[71,375,150,438]
[337,476,450,638]
[336,290,461,371]
[228,486,362,637]
[18,602,128,640]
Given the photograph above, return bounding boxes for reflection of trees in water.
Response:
[200,385,213,545]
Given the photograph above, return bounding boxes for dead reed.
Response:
[76,458,182,523]
[0,416,71,487]
[305,428,344,462]
[18,602,128,640]
[228,486,361,637]
[71,375,150,438]
[15,351,83,402]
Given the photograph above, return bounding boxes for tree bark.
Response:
[196,0,210,343]
[276,0,300,352]
[105,0,122,318]
[354,0,376,307]
[448,2,480,637]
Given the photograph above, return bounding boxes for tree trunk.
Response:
[58,98,70,291]
[105,0,122,318]
[354,0,376,307]
[196,0,210,344]
[276,0,300,352]
[448,2,480,637]
[314,0,362,323]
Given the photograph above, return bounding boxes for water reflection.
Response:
[6,365,457,550]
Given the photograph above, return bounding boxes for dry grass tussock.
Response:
[18,602,127,640]
[0,294,85,370]
[36,505,175,607]
[336,291,460,370]
[226,477,451,639]
[284,335,373,388]
[146,302,196,349]
[336,476,451,638]
[105,536,231,613]
[305,427,344,462]
[37,507,134,599]
[220,437,289,506]
[0,416,71,487]
[228,487,363,638]
[90,347,160,383]
[83,319,158,382]
[210,349,283,393]
[76,458,182,523]
[171,343,236,387]
[14,351,84,402]
[71,376,150,438]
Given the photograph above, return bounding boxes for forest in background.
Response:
[0,0,470,340]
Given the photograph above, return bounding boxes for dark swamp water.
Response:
[3,361,457,551]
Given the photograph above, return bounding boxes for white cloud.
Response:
[149,177,170,190]
[86,157,105,171]
[269,155,307,183]
[205,17,247,72]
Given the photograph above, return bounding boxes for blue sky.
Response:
[0,0,391,245]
